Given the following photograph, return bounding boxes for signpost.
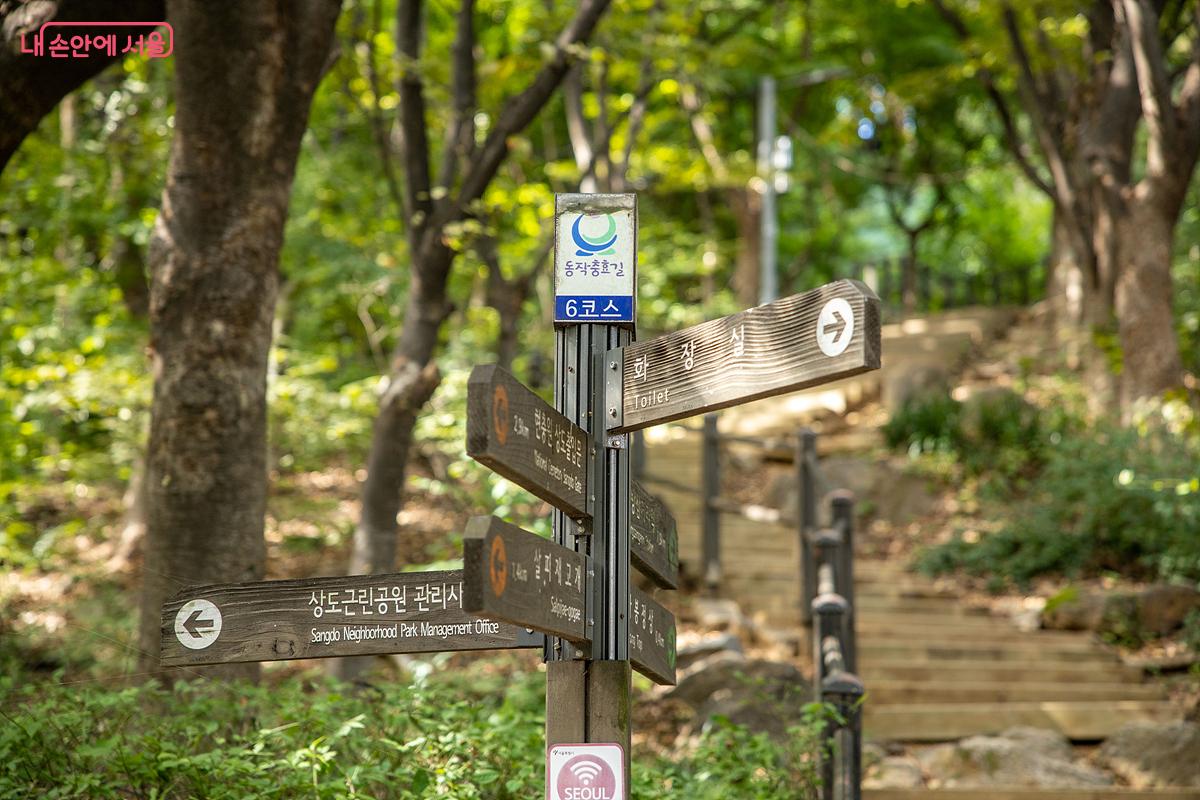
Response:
[161,189,879,799]
[467,364,589,519]
[462,516,589,644]
[628,585,676,687]
[606,279,880,432]
[160,569,541,668]
[630,481,678,589]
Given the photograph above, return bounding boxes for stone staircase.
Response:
[638,307,1194,797]
[852,559,1178,743]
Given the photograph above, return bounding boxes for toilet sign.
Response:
[554,194,636,325]
[548,743,625,800]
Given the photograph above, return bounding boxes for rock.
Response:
[665,650,747,707]
[1012,606,1043,633]
[693,598,752,635]
[771,455,935,526]
[676,631,743,671]
[1098,721,1200,788]
[1043,587,1106,631]
[917,727,1111,789]
[863,742,887,772]
[673,659,811,742]
[1043,585,1200,639]
[1136,585,1200,636]
[999,726,1075,762]
[865,756,925,789]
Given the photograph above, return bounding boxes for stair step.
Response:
[864,700,1180,742]
[864,680,1166,704]
[857,610,1015,627]
[856,586,962,600]
[860,660,1141,684]
[866,789,1200,800]
[860,642,1115,663]
[857,621,1089,643]
[855,596,991,615]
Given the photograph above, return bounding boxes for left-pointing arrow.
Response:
[183,609,214,638]
[173,598,222,650]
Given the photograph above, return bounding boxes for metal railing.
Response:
[808,483,863,800]
[637,417,863,799]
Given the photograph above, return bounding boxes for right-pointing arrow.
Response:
[821,309,847,343]
[183,608,214,638]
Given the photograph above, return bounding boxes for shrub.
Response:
[883,390,962,456]
[917,421,1200,588]
[0,672,826,799]
[956,388,1044,476]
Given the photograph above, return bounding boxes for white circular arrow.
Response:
[174,599,222,650]
[816,298,854,357]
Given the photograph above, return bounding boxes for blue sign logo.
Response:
[572,214,618,256]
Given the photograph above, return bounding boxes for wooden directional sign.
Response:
[463,516,589,643]
[160,569,542,668]
[629,585,676,686]
[630,482,678,589]
[606,279,881,433]
[466,365,589,519]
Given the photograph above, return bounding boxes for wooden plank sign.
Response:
[629,585,676,686]
[463,515,590,643]
[160,569,542,668]
[607,279,881,432]
[630,481,678,588]
[466,364,589,519]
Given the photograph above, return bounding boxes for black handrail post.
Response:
[798,428,818,625]
[701,413,721,594]
[830,490,856,675]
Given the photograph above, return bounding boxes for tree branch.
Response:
[396,0,432,244]
[1121,0,1176,174]
[436,0,477,192]
[680,81,729,183]
[563,62,596,191]
[451,0,613,211]
[927,0,1054,197]
[361,0,404,213]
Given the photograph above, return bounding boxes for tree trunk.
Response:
[137,0,341,680]
[901,232,919,313]
[1114,200,1184,408]
[729,187,761,309]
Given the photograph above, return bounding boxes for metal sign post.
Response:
[545,193,638,796]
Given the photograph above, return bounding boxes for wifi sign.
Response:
[549,745,624,800]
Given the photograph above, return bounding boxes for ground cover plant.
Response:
[888,387,1200,591]
[0,668,825,799]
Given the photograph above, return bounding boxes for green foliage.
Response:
[0,673,824,799]
[883,387,1049,477]
[883,390,962,455]
[917,419,1200,588]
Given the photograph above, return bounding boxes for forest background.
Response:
[1,0,1199,794]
